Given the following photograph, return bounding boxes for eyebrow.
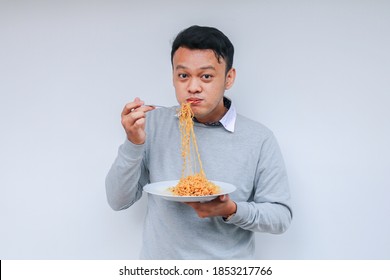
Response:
[175,65,216,71]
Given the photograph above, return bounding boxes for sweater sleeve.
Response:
[105,139,149,211]
[226,133,292,234]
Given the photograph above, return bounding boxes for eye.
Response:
[178,73,188,79]
[202,74,213,80]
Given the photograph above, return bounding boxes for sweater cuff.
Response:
[223,201,249,224]
[119,138,145,161]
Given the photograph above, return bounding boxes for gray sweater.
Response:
[105,105,292,259]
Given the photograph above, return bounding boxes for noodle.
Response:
[169,103,220,196]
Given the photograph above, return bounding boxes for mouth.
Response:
[186,98,203,105]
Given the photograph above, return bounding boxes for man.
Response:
[106,25,292,259]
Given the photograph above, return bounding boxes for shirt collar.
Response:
[219,97,236,132]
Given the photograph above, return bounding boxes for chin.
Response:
[190,106,204,115]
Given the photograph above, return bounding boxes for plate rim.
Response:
[143,179,236,201]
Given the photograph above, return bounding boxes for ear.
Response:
[225,68,236,90]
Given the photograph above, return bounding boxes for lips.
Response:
[186,98,202,105]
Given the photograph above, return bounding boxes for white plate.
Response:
[143,180,236,202]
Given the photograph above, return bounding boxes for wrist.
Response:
[223,201,237,221]
[127,135,145,145]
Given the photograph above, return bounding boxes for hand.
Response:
[185,194,237,219]
[121,97,155,144]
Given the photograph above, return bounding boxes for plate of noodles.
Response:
[143,180,236,202]
[144,103,236,202]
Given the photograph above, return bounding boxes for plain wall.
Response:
[1,0,389,259]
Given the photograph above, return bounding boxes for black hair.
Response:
[171,25,234,74]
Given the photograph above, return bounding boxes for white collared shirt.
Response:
[219,98,236,132]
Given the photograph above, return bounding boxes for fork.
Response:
[144,104,167,109]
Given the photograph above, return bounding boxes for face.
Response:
[172,47,236,123]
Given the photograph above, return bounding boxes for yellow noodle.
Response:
[169,103,220,196]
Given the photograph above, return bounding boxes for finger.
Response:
[139,105,156,113]
[121,97,145,116]
[219,194,229,202]
[122,110,147,127]
[128,104,156,116]
[122,102,142,117]
[133,115,147,128]
[121,104,156,128]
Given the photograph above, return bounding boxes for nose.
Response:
[187,78,202,94]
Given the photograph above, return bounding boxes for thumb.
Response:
[219,194,229,202]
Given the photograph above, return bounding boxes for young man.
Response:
[106,25,292,259]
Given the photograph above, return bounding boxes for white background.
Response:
[1,0,389,259]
